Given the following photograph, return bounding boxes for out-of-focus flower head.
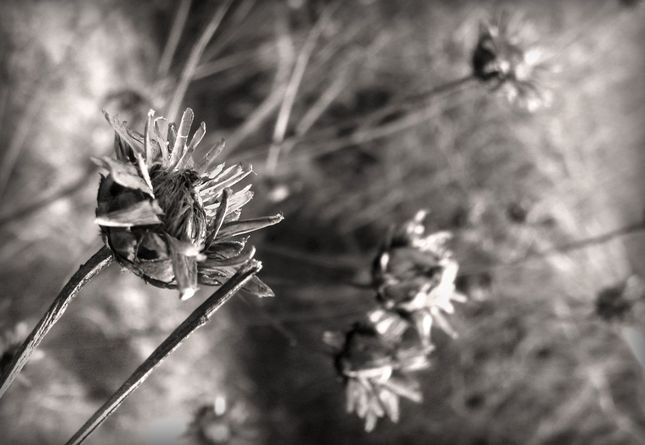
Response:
[596,275,645,324]
[325,309,431,432]
[471,11,553,112]
[186,395,257,445]
[95,108,283,300]
[373,210,466,344]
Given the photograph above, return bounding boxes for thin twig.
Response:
[265,6,333,173]
[166,0,235,122]
[461,220,645,276]
[0,246,113,400]
[64,261,262,445]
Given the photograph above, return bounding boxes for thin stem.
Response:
[265,5,334,173]
[231,74,477,164]
[157,0,192,78]
[621,326,645,373]
[166,0,234,122]
[64,261,262,445]
[0,246,113,400]
[461,220,645,277]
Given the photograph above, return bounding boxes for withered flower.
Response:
[472,12,553,111]
[187,395,258,445]
[327,309,431,432]
[96,108,282,300]
[596,275,645,324]
[373,210,466,343]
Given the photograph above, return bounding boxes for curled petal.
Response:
[93,157,153,196]
[217,214,284,239]
[167,236,199,300]
[96,200,163,227]
[170,108,195,169]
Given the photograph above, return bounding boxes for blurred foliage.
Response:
[0,0,644,444]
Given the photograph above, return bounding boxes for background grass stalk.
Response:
[0,246,113,400]
[64,260,263,445]
[621,327,645,373]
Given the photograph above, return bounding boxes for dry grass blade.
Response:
[157,0,192,78]
[265,5,335,173]
[0,246,113,400]
[64,260,262,445]
[166,0,235,122]
[230,75,477,165]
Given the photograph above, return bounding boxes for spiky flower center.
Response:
[150,166,207,245]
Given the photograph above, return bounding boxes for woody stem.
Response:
[0,245,113,400]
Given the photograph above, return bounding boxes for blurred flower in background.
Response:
[472,11,554,111]
[327,310,430,432]
[373,210,466,343]
[187,395,259,445]
[596,275,645,324]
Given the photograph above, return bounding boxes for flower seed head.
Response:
[187,396,256,445]
[596,275,645,324]
[329,309,431,432]
[96,108,283,300]
[472,12,554,111]
[373,210,466,343]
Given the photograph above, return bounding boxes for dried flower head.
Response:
[472,11,553,111]
[326,309,431,432]
[187,395,257,445]
[596,275,645,324]
[373,210,466,343]
[96,108,282,300]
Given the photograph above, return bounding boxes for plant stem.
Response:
[0,246,113,400]
[621,326,645,373]
[64,260,262,445]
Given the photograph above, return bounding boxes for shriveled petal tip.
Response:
[244,275,274,298]
[216,214,284,239]
[179,287,198,301]
[103,111,145,154]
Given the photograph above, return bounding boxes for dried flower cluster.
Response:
[187,396,258,445]
[596,275,645,324]
[96,108,282,300]
[326,210,465,431]
[472,12,553,112]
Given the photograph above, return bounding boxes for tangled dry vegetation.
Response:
[0,0,644,444]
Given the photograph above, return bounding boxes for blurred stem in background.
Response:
[165,0,234,122]
[0,246,113,400]
[622,327,645,372]
[64,260,262,445]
